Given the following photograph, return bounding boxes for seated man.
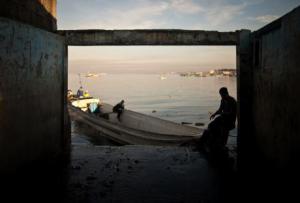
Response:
[201,87,237,152]
[113,100,125,121]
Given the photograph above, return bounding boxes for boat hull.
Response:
[68,104,202,146]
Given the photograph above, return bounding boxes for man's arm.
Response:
[210,100,223,120]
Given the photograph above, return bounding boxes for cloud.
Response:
[95,0,204,29]
[59,0,251,30]
[169,0,203,14]
[81,2,169,29]
[204,2,247,26]
[68,0,205,29]
[253,15,279,23]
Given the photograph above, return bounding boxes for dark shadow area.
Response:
[63,145,238,203]
[0,160,68,203]
[0,1,68,199]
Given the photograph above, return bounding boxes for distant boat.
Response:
[160,75,167,80]
[222,71,233,76]
[85,73,99,78]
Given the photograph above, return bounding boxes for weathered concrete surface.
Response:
[0,17,66,173]
[0,0,57,32]
[236,30,253,170]
[251,6,300,170]
[58,29,239,46]
[64,145,235,203]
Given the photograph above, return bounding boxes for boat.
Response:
[68,97,202,146]
[160,75,167,80]
[85,72,99,78]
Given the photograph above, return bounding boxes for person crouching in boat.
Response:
[77,86,84,98]
[88,102,110,120]
[113,100,125,121]
[88,102,100,114]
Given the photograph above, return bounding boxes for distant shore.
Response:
[76,69,236,77]
[178,69,236,78]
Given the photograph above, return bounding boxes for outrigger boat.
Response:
[68,96,202,146]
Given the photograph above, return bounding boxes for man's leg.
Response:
[208,116,223,132]
[117,109,123,121]
[198,129,210,147]
[207,116,224,151]
[117,111,121,121]
[221,129,230,147]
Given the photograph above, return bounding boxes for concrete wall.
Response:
[251,6,300,169]
[59,29,238,46]
[0,0,57,32]
[0,15,66,173]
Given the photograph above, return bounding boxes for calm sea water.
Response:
[69,73,237,128]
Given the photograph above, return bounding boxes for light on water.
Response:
[69,73,237,128]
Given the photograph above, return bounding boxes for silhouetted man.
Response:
[202,87,237,151]
[113,100,125,121]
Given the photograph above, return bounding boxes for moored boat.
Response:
[69,97,202,146]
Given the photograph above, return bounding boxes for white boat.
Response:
[69,98,202,146]
[160,75,167,80]
[71,98,101,112]
[85,73,99,78]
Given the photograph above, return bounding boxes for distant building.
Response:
[178,69,236,78]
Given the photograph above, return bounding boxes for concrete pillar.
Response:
[251,6,300,170]
[236,30,253,171]
[0,0,67,174]
[62,45,71,160]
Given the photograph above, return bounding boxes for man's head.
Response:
[219,87,229,99]
[121,100,124,104]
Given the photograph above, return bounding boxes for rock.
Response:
[152,110,157,113]
[195,122,205,126]
[181,122,192,125]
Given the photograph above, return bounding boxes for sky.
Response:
[57,0,300,73]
